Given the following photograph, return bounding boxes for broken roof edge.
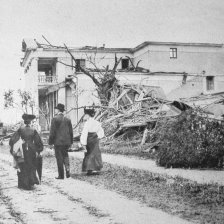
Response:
[40,41,224,54]
[22,39,38,52]
[42,46,132,54]
[22,38,224,54]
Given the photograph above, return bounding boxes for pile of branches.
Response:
[61,42,189,149]
[75,84,183,150]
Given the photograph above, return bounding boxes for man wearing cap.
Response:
[49,103,73,179]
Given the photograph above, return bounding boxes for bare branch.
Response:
[64,44,101,87]
[57,60,76,68]
[85,57,104,76]
[65,105,118,114]
[136,60,142,68]
[42,35,53,46]
[111,56,122,76]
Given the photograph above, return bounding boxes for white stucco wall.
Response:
[133,45,224,75]
[117,73,184,95]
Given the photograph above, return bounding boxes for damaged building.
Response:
[20,39,224,131]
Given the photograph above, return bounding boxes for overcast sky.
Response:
[0,0,224,122]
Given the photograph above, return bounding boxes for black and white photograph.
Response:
[0,0,224,223]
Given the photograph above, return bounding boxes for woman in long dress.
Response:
[9,114,43,190]
[80,108,104,175]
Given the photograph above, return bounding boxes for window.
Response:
[170,48,177,59]
[38,58,57,83]
[206,76,214,91]
[76,59,86,72]
[121,59,129,69]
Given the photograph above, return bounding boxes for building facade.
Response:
[20,39,224,130]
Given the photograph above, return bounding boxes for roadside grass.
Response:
[44,153,224,224]
[101,142,157,160]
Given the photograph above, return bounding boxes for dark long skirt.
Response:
[17,147,39,190]
[82,132,103,172]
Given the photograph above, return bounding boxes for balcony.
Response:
[38,75,57,85]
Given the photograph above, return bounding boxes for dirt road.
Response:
[0,149,192,224]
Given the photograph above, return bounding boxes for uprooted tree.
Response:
[40,36,150,108]
[64,44,122,106]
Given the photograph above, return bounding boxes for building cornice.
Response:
[132,41,223,52]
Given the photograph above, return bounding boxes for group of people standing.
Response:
[9,103,104,190]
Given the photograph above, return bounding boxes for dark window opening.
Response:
[121,59,129,69]
[38,58,57,83]
[76,59,86,72]
[206,76,214,91]
[170,48,177,59]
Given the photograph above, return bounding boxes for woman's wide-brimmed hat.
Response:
[55,103,65,112]
[22,114,36,122]
[84,108,95,117]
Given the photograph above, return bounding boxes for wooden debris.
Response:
[141,128,148,145]
[73,83,184,149]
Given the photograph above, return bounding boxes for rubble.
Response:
[73,83,188,150]
[72,80,224,153]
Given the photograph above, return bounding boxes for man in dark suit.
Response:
[49,103,73,179]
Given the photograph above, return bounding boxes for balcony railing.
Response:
[38,75,57,84]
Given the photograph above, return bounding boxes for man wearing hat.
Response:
[49,103,73,179]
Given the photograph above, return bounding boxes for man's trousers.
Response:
[54,145,70,178]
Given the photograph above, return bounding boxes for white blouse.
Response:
[80,118,104,145]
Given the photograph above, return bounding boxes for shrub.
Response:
[156,108,224,168]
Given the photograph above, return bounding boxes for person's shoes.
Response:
[66,171,70,178]
[87,170,100,176]
[86,170,93,176]
[55,176,64,179]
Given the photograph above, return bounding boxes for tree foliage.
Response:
[4,89,51,129]
[4,90,14,108]
[4,89,35,114]
[18,89,35,114]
